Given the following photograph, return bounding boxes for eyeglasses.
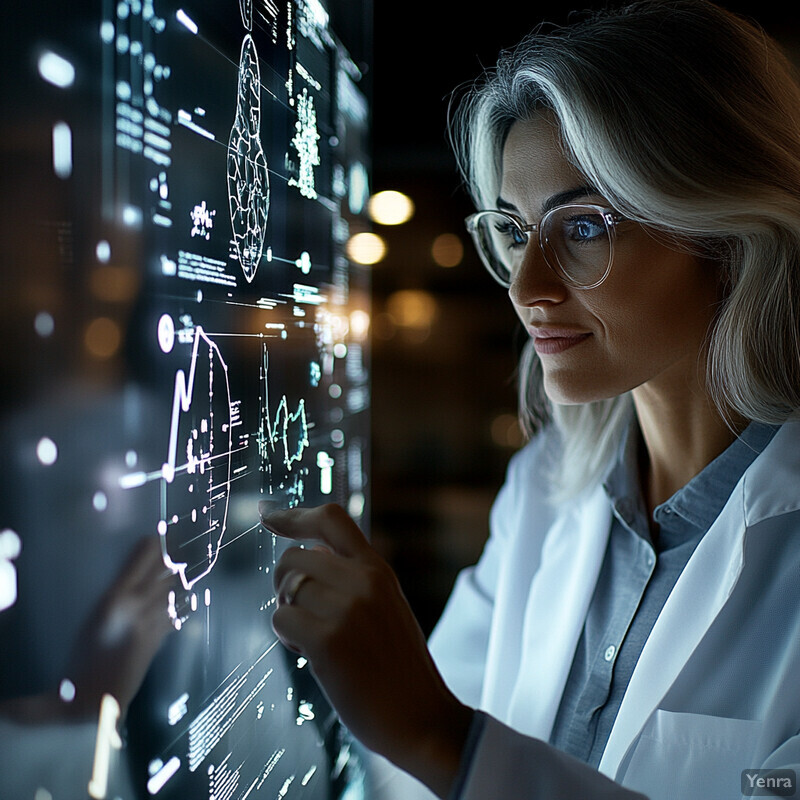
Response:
[465,204,625,289]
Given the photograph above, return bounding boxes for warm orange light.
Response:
[85,317,122,359]
[386,290,438,329]
[431,233,464,268]
[346,232,387,265]
[349,309,370,340]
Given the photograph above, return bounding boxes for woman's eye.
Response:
[564,215,604,242]
[494,222,526,247]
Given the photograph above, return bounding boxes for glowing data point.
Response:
[52,121,73,179]
[175,9,198,34]
[36,437,58,465]
[158,314,175,353]
[0,529,21,612]
[38,50,75,88]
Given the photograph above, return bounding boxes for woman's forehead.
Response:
[500,117,592,212]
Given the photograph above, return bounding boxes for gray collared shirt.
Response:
[547,421,779,767]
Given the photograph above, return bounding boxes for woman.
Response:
[260,1,800,797]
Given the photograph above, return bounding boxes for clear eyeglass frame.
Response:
[464,203,625,290]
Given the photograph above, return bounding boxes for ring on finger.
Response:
[281,571,309,606]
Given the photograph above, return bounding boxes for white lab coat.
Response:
[371,419,800,800]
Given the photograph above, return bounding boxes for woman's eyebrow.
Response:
[496,185,600,216]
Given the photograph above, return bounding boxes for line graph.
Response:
[158,326,234,591]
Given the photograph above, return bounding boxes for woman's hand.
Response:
[261,501,474,799]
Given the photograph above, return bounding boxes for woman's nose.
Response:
[507,242,568,308]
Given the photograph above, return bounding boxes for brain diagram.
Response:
[227,35,269,284]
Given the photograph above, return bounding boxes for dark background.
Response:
[346,1,800,633]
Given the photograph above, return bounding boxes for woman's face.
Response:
[500,116,721,405]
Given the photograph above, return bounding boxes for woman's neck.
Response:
[632,365,746,516]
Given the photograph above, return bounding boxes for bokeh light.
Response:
[346,232,387,265]
[431,233,464,268]
[368,190,415,226]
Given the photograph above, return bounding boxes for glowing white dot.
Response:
[38,51,75,88]
[59,678,76,702]
[100,20,115,43]
[0,530,21,561]
[122,205,142,227]
[125,450,138,468]
[34,311,55,338]
[157,520,167,535]
[328,384,342,399]
[52,121,72,179]
[36,437,58,466]
[204,588,211,606]
[96,240,111,263]
[176,8,198,34]
[196,290,203,303]
[333,343,347,359]
[157,314,175,353]
[93,491,108,512]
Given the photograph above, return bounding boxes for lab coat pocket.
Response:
[617,709,762,800]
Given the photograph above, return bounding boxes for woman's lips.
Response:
[529,327,591,355]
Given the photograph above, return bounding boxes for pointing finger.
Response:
[259,502,369,559]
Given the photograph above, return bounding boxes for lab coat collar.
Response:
[599,419,800,778]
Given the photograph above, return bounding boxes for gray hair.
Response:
[450,0,800,500]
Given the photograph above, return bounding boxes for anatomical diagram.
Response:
[227,34,269,284]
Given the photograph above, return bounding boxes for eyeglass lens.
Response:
[472,206,612,287]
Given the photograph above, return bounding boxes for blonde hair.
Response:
[451,0,800,499]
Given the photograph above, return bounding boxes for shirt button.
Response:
[604,645,616,662]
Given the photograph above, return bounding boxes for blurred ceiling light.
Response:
[386,290,438,329]
[432,233,464,268]
[349,309,370,340]
[346,232,387,265]
[368,190,415,226]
